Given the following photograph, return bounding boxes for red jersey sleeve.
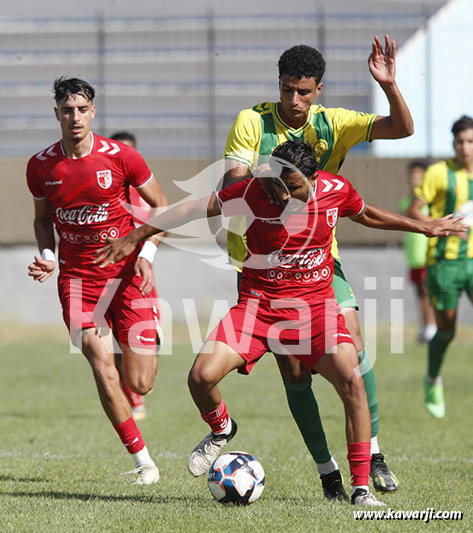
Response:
[26,156,46,200]
[120,144,154,189]
[216,178,254,216]
[338,175,364,217]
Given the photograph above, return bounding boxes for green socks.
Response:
[428,329,455,378]
[283,378,332,464]
[358,348,379,439]
[284,348,380,466]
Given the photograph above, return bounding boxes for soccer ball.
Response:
[208,451,265,506]
[454,200,473,227]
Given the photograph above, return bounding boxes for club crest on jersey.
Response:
[314,139,329,157]
[96,170,112,189]
[326,208,338,228]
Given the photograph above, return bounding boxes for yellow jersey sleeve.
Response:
[414,162,447,207]
[326,107,376,146]
[224,108,261,169]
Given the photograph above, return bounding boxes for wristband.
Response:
[41,248,56,262]
[138,241,157,264]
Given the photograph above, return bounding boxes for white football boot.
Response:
[351,488,386,506]
[188,419,238,477]
[122,464,160,485]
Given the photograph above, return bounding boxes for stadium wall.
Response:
[3,245,473,328]
[2,156,419,246]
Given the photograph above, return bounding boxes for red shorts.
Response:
[58,270,160,350]
[207,297,353,374]
[410,266,426,285]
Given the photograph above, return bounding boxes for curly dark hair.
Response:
[53,77,95,103]
[451,115,473,138]
[278,45,325,83]
[270,140,319,177]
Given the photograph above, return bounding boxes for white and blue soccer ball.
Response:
[208,451,265,506]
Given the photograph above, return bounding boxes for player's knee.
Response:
[132,381,154,396]
[337,373,366,404]
[126,373,155,396]
[188,365,218,394]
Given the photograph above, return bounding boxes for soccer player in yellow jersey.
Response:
[409,115,473,419]
[223,36,413,499]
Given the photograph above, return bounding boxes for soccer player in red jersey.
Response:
[223,37,413,498]
[95,140,465,504]
[26,77,169,484]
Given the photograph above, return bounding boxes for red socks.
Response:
[201,400,230,434]
[347,442,371,486]
[114,417,145,454]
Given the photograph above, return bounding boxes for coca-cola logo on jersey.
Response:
[267,248,325,270]
[55,203,110,225]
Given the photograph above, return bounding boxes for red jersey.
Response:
[26,133,153,279]
[217,171,364,302]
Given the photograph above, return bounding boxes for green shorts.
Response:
[426,258,473,311]
[332,258,359,309]
[236,259,358,309]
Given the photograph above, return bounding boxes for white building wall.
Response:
[374,0,473,158]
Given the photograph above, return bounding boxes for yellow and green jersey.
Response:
[224,102,376,268]
[414,159,473,265]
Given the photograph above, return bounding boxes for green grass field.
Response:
[1,323,472,532]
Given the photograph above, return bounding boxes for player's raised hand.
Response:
[134,257,154,295]
[95,235,138,267]
[424,214,469,238]
[28,256,55,282]
[368,35,396,86]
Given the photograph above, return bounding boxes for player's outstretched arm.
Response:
[369,34,414,139]
[95,193,221,267]
[351,203,468,238]
[28,198,56,283]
